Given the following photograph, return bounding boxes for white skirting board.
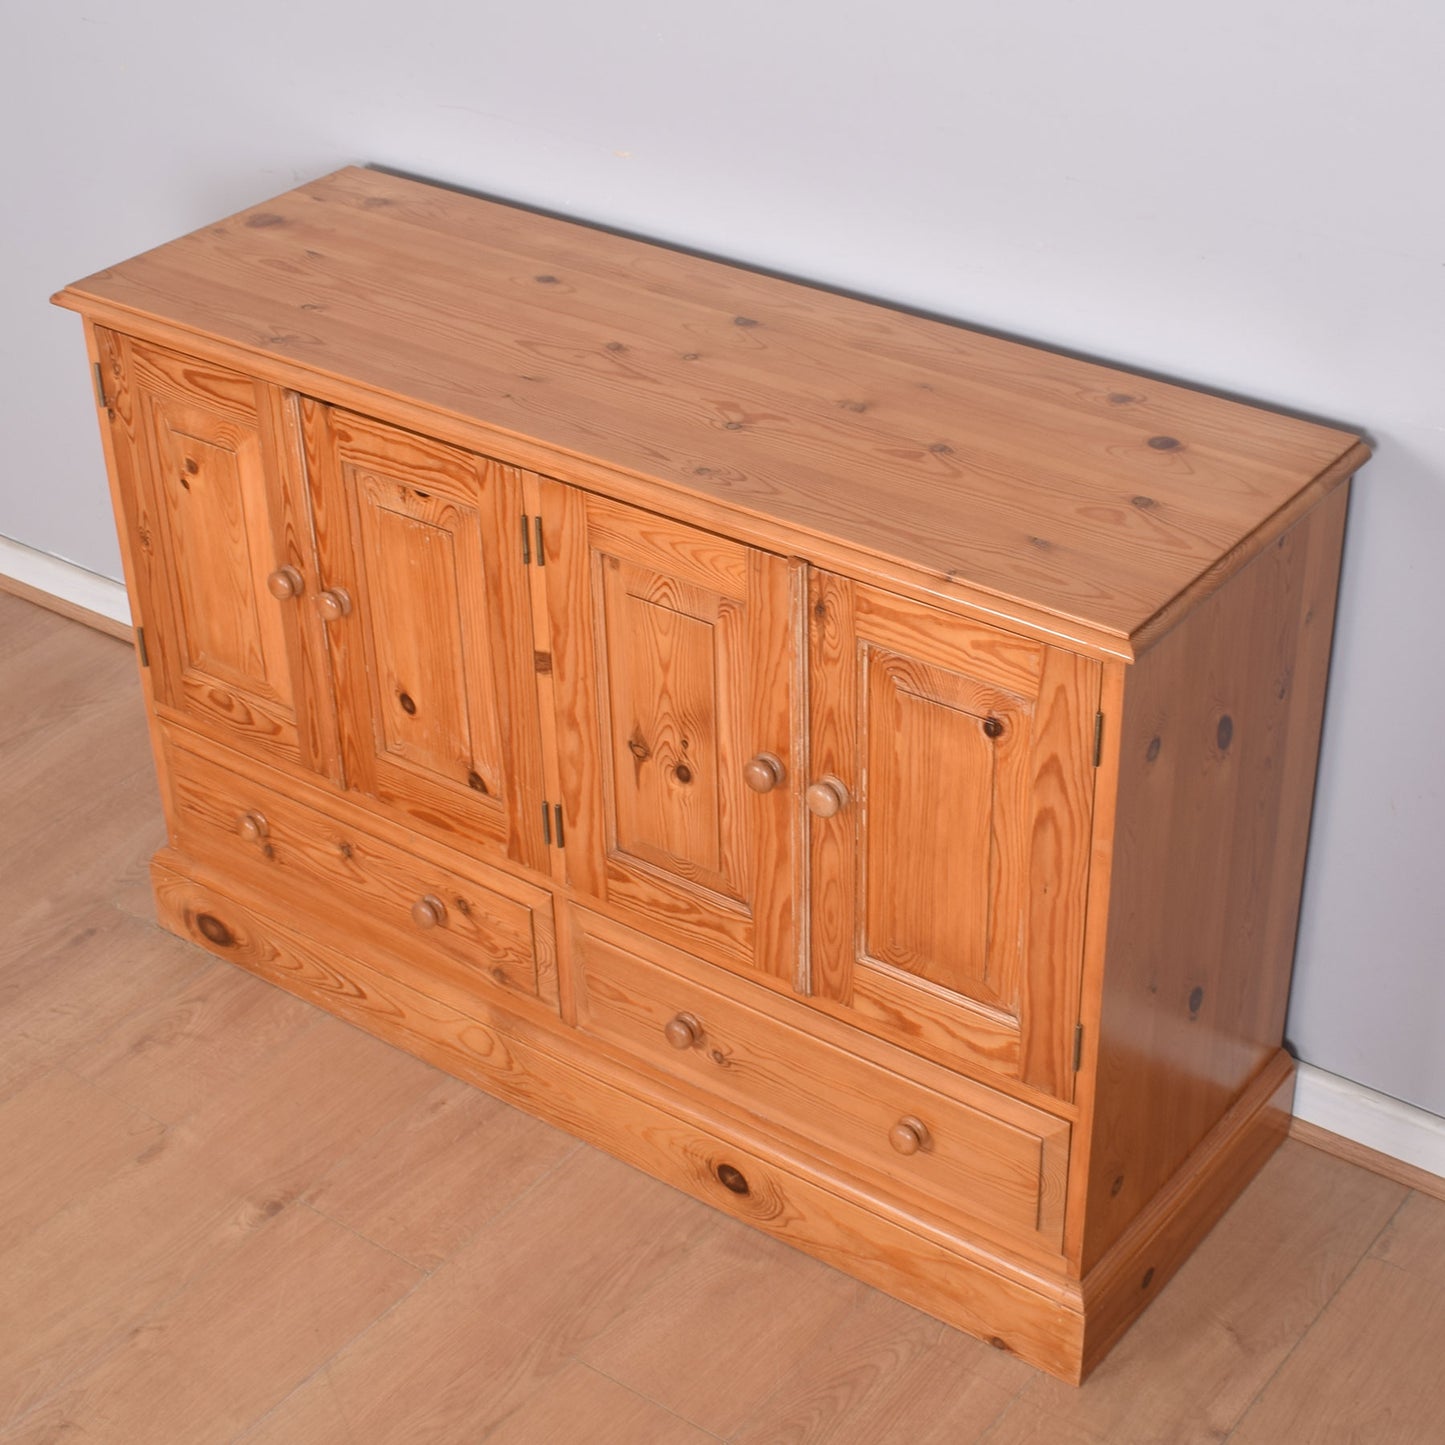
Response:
[1294,1063,1445,1179]
[4,535,1443,1182]
[0,535,131,629]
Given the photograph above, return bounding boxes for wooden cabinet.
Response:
[57,167,1369,1383]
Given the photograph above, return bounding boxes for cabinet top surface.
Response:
[56,166,1366,644]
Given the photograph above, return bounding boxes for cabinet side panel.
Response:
[1082,483,1349,1271]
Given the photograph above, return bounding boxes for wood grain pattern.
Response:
[808,574,1096,1098]
[547,485,799,980]
[1077,1048,1294,1373]
[164,733,558,1010]
[1203,1202,1445,1435]
[148,856,1090,1378]
[238,1284,569,1443]
[1019,644,1101,1094]
[0,1070,166,1257]
[602,557,738,893]
[0,1002,435,1432]
[13,593,1438,1436]
[1082,484,1350,1270]
[570,912,1070,1255]
[577,1216,861,1438]
[476,1359,720,1445]
[52,170,1369,1386]
[1060,656,1129,1268]
[1230,1256,1445,1445]
[306,404,547,870]
[7,1205,419,1445]
[94,330,336,777]
[302,1077,578,1270]
[727,1289,1030,1445]
[55,167,1366,643]
[561,901,1081,1125]
[862,649,1016,1005]
[1370,1190,1445,1289]
[65,959,317,1125]
[1003,1141,1409,1445]
[0,906,200,1111]
[245,1147,715,1443]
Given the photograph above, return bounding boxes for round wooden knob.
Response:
[266,566,304,601]
[237,811,268,843]
[664,1013,702,1049]
[888,1116,932,1156]
[317,588,352,623]
[805,777,850,818]
[742,753,785,794]
[411,894,446,930]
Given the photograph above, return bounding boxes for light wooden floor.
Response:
[2,589,1442,1445]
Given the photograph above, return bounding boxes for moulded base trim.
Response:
[149,847,1093,1382]
[1077,1050,1295,1376]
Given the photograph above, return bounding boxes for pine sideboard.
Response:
[54,167,1369,1382]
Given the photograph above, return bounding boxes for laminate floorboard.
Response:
[0,593,1439,1444]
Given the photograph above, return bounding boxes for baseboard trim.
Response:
[1291,1063,1445,1195]
[0,536,131,640]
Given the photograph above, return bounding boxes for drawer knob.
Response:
[664,1012,702,1050]
[743,753,786,794]
[888,1116,933,1156]
[266,566,304,601]
[237,811,269,843]
[805,777,850,819]
[411,894,447,930]
[317,588,352,623]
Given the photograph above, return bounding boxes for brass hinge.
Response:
[92,361,108,409]
[1074,1022,1084,1072]
[541,801,565,847]
[1093,711,1104,768]
[522,515,545,566]
[135,626,149,668]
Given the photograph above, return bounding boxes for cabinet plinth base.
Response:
[149,847,1292,1384]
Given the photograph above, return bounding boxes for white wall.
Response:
[5,2,1442,1113]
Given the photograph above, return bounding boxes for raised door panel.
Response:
[808,572,1099,1099]
[544,483,800,981]
[306,405,546,871]
[97,330,336,775]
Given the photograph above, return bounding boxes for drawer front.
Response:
[569,911,1068,1253]
[166,738,557,1010]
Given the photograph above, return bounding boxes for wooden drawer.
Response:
[165,737,557,1011]
[569,910,1069,1254]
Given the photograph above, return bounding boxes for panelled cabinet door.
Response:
[544,483,801,981]
[807,572,1099,1099]
[305,404,548,871]
[96,329,337,776]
